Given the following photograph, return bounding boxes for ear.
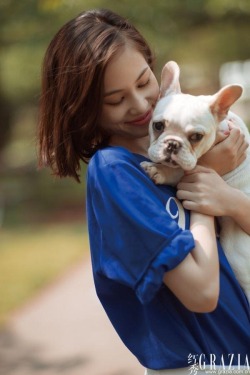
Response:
[160,61,181,98]
[210,85,243,121]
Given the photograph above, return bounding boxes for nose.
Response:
[164,139,182,155]
[129,92,148,115]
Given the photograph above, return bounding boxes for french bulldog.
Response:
[141,61,250,302]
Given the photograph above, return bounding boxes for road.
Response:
[0,258,143,375]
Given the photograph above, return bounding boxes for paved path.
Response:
[0,258,143,375]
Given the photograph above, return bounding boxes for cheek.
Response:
[100,106,125,129]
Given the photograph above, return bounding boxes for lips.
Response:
[125,109,152,126]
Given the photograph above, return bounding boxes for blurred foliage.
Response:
[0,0,250,226]
[1,0,250,106]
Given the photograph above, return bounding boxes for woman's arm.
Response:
[163,211,219,313]
[176,166,250,235]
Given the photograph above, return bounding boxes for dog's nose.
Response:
[164,139,182,155]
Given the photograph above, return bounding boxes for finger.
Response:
[227,119,241,131]
[236,152,247,166]
[215,131,229,144]
[228,127,242,140]
[229,126,242,138]
[239,134,248,148]
[184,165,212,175]
[237,138,249,154]
[177,181,197,192]
[220,128,242,151]
[232,137,245,154]
[227,120,237,130]
[231,133,247,157]
[235,138,248,164]
[176,189,195,201]
[179,173,200,184]
[180,167,213,184]
[181,200,199,212]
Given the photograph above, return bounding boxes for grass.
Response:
[0,222,89,326]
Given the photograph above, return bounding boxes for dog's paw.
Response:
[140,161,166,184]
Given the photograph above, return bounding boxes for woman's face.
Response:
[99,44,159,145]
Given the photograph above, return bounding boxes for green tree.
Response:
[0,0,250,153]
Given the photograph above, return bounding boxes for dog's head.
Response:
[148,61,243,170]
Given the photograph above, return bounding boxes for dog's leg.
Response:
[140,161,183,186]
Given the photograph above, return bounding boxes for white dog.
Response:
[141,61,250,302]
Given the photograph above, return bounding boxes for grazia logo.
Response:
[187,353,250,374]
[188,353,199,374]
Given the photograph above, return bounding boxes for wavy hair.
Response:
[38,9,154,181]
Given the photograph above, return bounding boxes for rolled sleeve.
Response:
[135,229,195,304]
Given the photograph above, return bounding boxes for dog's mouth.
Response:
[164,155,178,166]
[149,144,182,168]
[170,160,178,166]
[163,155,180,168]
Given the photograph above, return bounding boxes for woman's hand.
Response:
[176,165,234,216]
[198,123,248,176]
[177,165,250,234]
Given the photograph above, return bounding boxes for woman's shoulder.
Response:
[87,146,154,190]
[88,146,146,170]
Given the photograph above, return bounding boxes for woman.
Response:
[38,9,250,374]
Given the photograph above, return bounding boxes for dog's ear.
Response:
[160,61,181,98]
[210,85,243,121]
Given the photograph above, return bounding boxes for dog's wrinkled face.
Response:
[148,61,243,171]
[148,94,217,170]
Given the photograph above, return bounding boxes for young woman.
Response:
[38,9,250,374]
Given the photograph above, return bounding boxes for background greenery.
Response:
[1,0,250,324]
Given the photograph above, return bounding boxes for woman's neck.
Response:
[109,135,150,157]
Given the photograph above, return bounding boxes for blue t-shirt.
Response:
[86,146,250,370]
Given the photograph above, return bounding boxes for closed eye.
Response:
[189,133,204,143]
[138,78,150,88]
[104,79,150,106]
[105,97,125,106]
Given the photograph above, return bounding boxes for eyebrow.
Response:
[104,66,149,97]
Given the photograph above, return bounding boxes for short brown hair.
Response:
[38,8,154,182]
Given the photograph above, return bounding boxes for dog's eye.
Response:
[189,133,204,143]
[153,121,165,132]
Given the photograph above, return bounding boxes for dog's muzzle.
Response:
[164,139,182,163]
